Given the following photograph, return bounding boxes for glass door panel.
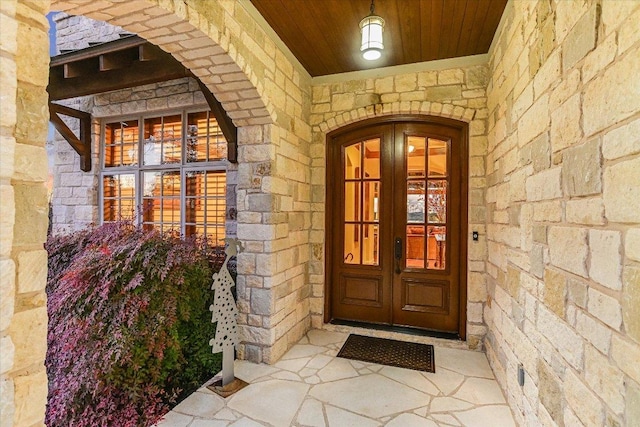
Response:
[343,139,380,267]
[405,136,449,271]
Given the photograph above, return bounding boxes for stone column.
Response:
[1,0,51,425]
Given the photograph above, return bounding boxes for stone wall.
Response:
[1,0,51,425]
[309,60,491,349]
[484,0,640,425]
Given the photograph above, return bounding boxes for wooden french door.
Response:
[327,118,467,336]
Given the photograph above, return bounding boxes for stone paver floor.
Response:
[156,329,516,427]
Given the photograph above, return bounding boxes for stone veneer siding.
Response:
[309,61,491,349]
[484,1,640,426]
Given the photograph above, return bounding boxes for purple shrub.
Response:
[45,222,225,426]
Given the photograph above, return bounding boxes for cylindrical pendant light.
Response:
[360,0,385,61]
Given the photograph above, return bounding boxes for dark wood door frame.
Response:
[324,115,469,340]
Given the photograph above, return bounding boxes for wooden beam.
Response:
[194,77,238,163]
[138,44,164,62]
[50,35,146,67]
[49,103,92,172]
[48,59,190,100]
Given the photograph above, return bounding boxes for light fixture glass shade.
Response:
[360,14,385,60]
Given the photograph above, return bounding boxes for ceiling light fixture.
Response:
[360,0,385,61]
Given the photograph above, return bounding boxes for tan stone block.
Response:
[603,156,640,223]
[13,369,47,427]
[465,65,488,88]
[533,50,559,98]
[0,259,16,331]
[13,143,48,183]
[563,138,602,197]
[543,268,566,318]
[331,93,354,111]
[585,345,625,415]
[374,76,393,93]
[565,369,605,426]
[601,0,640,35]
[576,310,611,354]
[548,226,588,277]
[0,184,15,258]
[611,334,640,384]
[588,287,622,330]
[626,228,640,262]
[12,183,48,247]
[16,250,47,294]
[563,5,598,71]
[7,307,47,371]
[0,58,18,131]
[550,93,582,153]
[589,229,622,290]
[0,378,14,427]
[526,167,561,201]
[537,305,584,369]
[566,198,605,225]
[602,118,640,160]
[583,46,640,137]
[15,23,48,87]
[583,33,617,83]
[622,266,640,344]
[417,70,437,87]
[394,73,416,92]
[618,7,640,54]
[518,93,549,146]
[627,380,640,427]
[426,85,462,101]
[537,359,563,425]
[438,69,464,85]
[0,335,14,375]
[549,69,580,112]
[532,201,562,223]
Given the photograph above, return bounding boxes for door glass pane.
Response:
[407,136,426,178]
[406,225,425,269]
[428,226,446,269]
[345,143,361,179]
[363,139,380,179]
[407,181,425,223]
[344,224,361,264]
[428,139,447,177]
[427,180,447,223]
[362,224,379,265]
[363,181,380,222]
[344,182,361,221]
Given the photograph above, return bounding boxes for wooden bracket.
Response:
[49,102,92,172]
[194,77,238,163]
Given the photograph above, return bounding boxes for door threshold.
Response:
[330,319,461,341]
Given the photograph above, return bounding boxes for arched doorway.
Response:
[325,116,468,338]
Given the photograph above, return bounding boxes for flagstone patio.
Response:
[156,329,516,427]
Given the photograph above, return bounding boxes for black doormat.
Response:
[337,334,435,373]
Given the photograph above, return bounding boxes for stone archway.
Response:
[2,0,315,424]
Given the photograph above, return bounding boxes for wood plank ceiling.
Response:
[250,0,508,77]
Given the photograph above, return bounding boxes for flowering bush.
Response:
[45,222,225,427]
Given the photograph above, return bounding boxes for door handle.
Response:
[394,237,402,274]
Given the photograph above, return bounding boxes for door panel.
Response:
[328,119,466,335]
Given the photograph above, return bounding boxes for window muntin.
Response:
[100,109,228,240]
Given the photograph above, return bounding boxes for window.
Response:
[101,110,227,242]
